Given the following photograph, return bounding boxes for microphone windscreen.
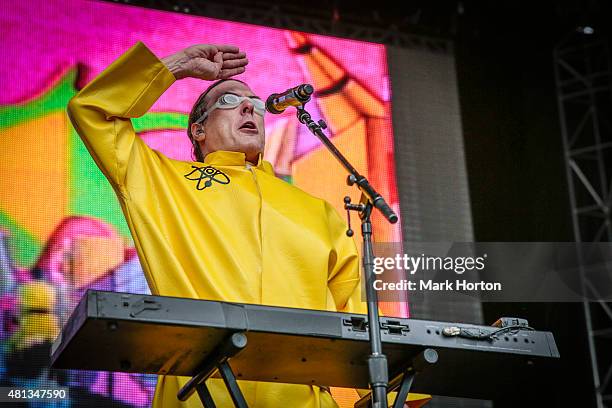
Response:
[265,93,283,114]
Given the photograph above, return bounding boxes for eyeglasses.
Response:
[194,93,266,124]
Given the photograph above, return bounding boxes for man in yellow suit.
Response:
[67,41,428,408]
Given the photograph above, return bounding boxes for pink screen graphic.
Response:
[0,1,407,406]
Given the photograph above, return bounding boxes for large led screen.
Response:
[0,0,403,406]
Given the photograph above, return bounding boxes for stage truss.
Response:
[554,35,612,407]
[108,0,451,52]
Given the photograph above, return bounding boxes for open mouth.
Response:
[239,121,257,131]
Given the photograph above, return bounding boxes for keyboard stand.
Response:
[177,332,249,408]
[354,348,438,408]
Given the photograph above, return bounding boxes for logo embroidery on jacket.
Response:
[184,165,230,190]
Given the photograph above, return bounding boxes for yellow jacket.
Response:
[67,42,430,408]
[67,41,361,408]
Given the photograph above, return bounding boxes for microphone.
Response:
[266,84,314,114]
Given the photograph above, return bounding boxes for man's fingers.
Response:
[213,51,223,63]
[212,52,223,72]
[182,45,245,79]
[219,66,246,79]
[222,51,247,61]
[214,44,240,53]
[222,58,248,69]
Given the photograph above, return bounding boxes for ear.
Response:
[191,123,205,142]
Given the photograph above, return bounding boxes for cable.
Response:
[442,324,535,341]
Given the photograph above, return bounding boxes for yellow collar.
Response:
[203,151,274,175]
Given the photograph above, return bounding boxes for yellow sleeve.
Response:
[324,201,361,312]
[66,42,176,193]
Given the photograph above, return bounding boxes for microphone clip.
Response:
[296,106,328,132]
[343,196,365,237]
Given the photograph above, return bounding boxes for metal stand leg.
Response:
[219,360,248,408]
[196,383,216,408]
[392,372,415,408]
[354,348,438,408]
[177,332,249,408]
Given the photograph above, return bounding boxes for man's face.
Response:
[196,80,265,163]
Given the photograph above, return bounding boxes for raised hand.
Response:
[161,44,248,80]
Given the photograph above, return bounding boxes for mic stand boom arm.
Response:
[295,105,398,408]
[295,107,398,224]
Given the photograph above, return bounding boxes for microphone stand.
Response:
[294,105,398,408]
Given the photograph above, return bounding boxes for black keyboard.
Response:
[51,290,559,400]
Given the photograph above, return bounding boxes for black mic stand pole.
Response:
[294,105,398,408]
